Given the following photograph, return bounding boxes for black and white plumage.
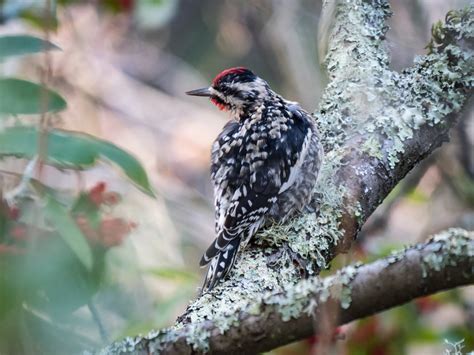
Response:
[186,67,323,292]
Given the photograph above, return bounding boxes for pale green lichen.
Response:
[99,229,473,354]
[353,201,364,225]
[387,247,407,264]
[362,136,384,160]
[318,0,392,151]
[265,262,360,321]
[165,247,301,351]
[258,149,346,272]
[420,228,474,278]
[319,2,473,168]
[184,328,211,353]
[381,228,474,279]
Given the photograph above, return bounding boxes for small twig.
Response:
[4,156,39,207]
[88,301,109,344]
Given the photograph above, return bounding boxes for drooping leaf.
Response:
[0,78,66,114]
[0,35,59,59]
[92,140,154,196]
[43,194,93,271]
[0,126,154,195]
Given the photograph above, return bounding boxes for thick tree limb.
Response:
[100,1,473,354]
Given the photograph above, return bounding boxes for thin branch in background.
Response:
[3,156,38,207]
[263,0,322,106]
[456,97,474,179]
[88,301,109,344]
[37,0,54,186]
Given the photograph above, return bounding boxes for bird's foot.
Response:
[267,243,309,278]
[283,244,309,278]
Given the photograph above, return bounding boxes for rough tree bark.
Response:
[99,1,473,354]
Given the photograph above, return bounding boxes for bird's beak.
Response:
[186,87,212,97]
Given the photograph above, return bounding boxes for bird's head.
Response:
[186,67,269,114]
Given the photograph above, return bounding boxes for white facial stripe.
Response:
[209,87,225,100]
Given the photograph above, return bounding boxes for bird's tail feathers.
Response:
[200,238,241,294]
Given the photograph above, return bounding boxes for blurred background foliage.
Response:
[0,0,472,354]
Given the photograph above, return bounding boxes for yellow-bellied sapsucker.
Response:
[187,67,323,292]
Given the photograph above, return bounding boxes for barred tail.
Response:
[199,228,239,266]
[200,238,241,293]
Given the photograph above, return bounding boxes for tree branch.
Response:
[99,1,473,354]
[101,229,474,354]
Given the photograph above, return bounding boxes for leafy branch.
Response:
[0,32,153,353]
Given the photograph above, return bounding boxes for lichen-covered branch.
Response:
[100,1,473,354]
[101,229,474,354]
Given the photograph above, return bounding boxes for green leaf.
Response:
[20,9,59,31]
[145,267,198,283]
[0,126,154,195]
[71,192,101,229]
[406,188,428,203]
[43,194,93,271]
[93,141,154,196]
[0,35,59,59]
[0,78,66,114]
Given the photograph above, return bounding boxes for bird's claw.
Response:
[267,244,309,278]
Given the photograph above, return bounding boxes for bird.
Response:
[186,67,323,292]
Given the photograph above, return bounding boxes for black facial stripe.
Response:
[212,95,227,106]
[220,86,240,96]
[216,85,258,102]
